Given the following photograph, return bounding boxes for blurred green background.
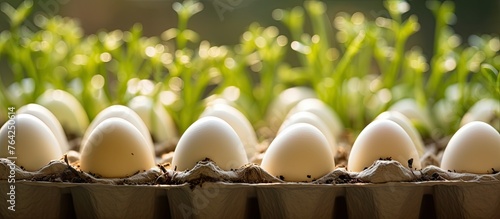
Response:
[0,0,498,136]
[1,0,499,60]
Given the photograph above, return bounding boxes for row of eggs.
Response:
[1,97,499,181]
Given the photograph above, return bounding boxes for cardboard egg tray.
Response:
[2,158,500,218]
[2,180,500,218]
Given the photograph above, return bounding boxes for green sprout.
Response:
[0,0,498,140]
[480,64,500,98]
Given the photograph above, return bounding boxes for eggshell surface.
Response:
[81,105,154,155]
[172,117,248,171]
[460,98,500,131]
[441,121,500,174]
[279,111,337,156]
[375,111,425,156]
[348,120,421,172]
[0,114,62,171]
[288,98,343,138]
[36,89,89,136]
[17,103,70,152]
[200,104,258,159]
[80,118,156,178]
[261,123,335,182]
[389,98,433,133]
[266,87,316,131]
[128,96,177,143]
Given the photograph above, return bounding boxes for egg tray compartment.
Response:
[1,158,500,219]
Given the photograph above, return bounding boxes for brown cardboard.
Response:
[167,183,258,219]
[2,181,500,218]
[256,184,345,218]
[0,181,75,219]
[2,158,500,218]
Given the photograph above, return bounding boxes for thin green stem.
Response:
[427,1,454,100]
[330,31,365,126]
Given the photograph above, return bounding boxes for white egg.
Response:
[0,114,62,171]
[261,123,335,182]
[17,103,70,152]
[375,111,425,156]
[36,89,89,136]
[200,104,258,159]
[441,121,500,174]
[266,86,316,132]
[348,120,421,172]
[279,111,337,157]
[81,105,154,156]
[389,98,433,134]
[128,95,177,143]
[460,98,500,131]
[172,117,248,171]
[287,98,343,138]
[80,118,156,178]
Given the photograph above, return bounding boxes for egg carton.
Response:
[1,180,500,219]
[1,158,500,218]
